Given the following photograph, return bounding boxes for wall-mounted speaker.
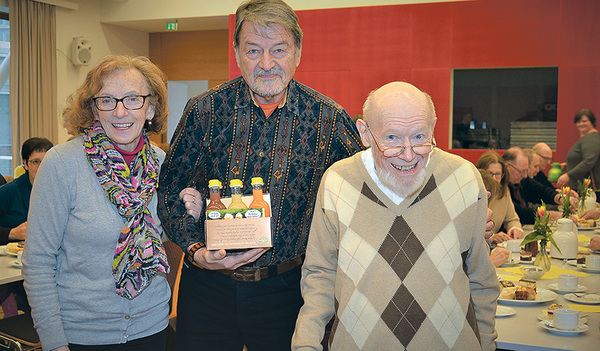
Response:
[72,37,91,66]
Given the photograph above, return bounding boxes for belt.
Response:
[216,255,304,282]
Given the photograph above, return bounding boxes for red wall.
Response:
[228,0,600,165]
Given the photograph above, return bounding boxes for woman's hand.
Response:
[490,232,511,244]
[179,187,203,222]
[580,210,600,220]
[507,227,524,240]
[556,173,570,188]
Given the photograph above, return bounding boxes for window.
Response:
[451,67,558,150]
[0,9,9,176]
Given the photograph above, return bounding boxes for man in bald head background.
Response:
[532,142,555,188]
[293,82,499,350]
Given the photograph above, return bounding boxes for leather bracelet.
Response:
[186,242,205,268]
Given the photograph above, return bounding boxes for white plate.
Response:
[564,293,600,304]
[537,312,587,324]
[547,283,587,294]
[519,259,534,265]
[11,260,22,268]
[495,306,516,317]
[498,289,557,305]
[576,226,598,231]
[539,321,589,335]
[579,264,600,273]
[6,251,19,257]
[567,260,579,267]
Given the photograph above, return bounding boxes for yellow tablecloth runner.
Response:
[567,304,600,313]
[498,265,591,280]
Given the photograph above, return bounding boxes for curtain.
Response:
[8,0,57,170]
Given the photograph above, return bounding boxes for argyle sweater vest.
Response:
[293,149,499,351]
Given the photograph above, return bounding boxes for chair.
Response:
[0,313,41,350]
[163,240,184,351]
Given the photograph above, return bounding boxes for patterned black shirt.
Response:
[158,77,364,266]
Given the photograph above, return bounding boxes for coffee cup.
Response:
[506,239,521,253]
[585,255,600,269]
[553,309,579,330]
[558,274,578,290]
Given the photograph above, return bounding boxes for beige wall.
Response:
[55,0,149,143]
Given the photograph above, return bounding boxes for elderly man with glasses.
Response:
[502,147,575,224]
[293,81,499,350]
[532,142,556,188]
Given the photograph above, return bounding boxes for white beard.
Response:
[373,151,428,198]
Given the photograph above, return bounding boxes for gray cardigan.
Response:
[22,137,170,351]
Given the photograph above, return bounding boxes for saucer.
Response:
[495,306,516,317]
[547,283,587,294]
[578,264,600,273]
[537,312,587,324]
[539,321,589,336]
[564,293,600,304]
[11,260,22,269]
[519,259,534,265]
[500,259,520,267]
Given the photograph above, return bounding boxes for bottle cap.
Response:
[251,177,264,185]
[230,179,244,187]
[208,179,222,188]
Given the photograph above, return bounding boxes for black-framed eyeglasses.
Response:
[26,159,43,166]
[535,152,553,163]
[488,171,503,180]
[366,124,436,158]
[92,94,151,111]
[507,162,527,176]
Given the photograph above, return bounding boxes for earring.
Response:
[148,120,153,126]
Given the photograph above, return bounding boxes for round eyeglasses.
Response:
[92,94,151,111]
[366,124,436,158]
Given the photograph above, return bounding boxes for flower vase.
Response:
[534,243,551,273]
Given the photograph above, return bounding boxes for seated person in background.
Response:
[0,137,53,245]
[503,147,576,224]
[478,169,514,267]
[292,82,499,350]
[476,151,524,243]
[532,142,555,188]
[523,148,541,179]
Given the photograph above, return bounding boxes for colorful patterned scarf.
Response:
[83,121,169,299]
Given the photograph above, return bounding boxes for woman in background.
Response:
[557,108,600,196]
[476,151,524,243]
[22,54,197,351]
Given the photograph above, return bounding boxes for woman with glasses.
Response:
[22,55,199,351]
[0,137,53,245]
[476,151,524,244]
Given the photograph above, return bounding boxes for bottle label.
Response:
[205,207,264,220]
[207,210,222,220]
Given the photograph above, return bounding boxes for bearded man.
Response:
[292,82,500,351]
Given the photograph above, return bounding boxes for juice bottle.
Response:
[206,179,226,210]
[228,179,248,209]
[249,177,271,217]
